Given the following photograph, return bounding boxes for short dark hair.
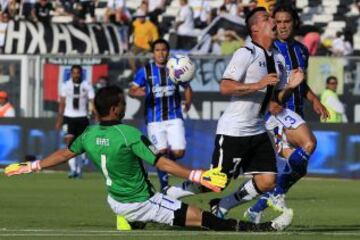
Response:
[326,76,338,84]
[71,65,83,81]
[71,65,82,72]
[273,4,300,29]
[95,86,124,117]
[151,39,170,52]
[245,7,267,34]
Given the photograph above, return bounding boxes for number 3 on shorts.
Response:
[284,115,296,125]
[101,154,113,186]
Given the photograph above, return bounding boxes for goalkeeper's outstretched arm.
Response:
[5,149,77,176]
[155,156,227,192]
[39,149,77,169]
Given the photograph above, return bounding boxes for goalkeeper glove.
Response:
[189,167,227,192]
[4,160,42,176]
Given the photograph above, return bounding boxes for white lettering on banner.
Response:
[103,25,115,55]
[4,20,128,54]
[5,21,26,53]
[190,59,227,92]
[68,25,92,55]
[184,105,201,119]
[26,22,47,54]
[48,58,102,65]
[109,24,124,52]
[87,24,100,55]
[51,24,72,54]
[184,101,229,120]
[202,102,211,120]
[183,101,228,120]
[355,104,360,123]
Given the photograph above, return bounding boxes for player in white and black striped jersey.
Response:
[165,7,303,221]
[55,65,95,178]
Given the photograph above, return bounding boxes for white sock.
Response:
[68,158,76,172]
[219,179,260,211]
[165,181,203,199]
[75,156,83,175]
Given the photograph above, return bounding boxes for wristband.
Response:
[189,170,202,183]
[31,160,42,171]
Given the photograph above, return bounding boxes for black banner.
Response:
[4,21,128,55]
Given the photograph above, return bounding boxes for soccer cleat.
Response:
[267,193,287,212]
[68,171,78,179]
[238,220,264,231]
[129,221,146,230]
[209,198,228,219]
[243,208,262,224]
[270,208,294,231]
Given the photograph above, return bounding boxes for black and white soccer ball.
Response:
[166,54,195,84]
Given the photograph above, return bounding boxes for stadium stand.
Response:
[1,0,359,53]
[296,0,359,53]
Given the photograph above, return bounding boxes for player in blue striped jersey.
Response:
[274,33,309,117]
[129,39,193,191]
[244,5,329,223]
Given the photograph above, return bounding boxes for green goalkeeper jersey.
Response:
[69,120,158,203]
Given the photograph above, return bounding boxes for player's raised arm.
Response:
[220,74,279,96]
[276,68,304,103]
[128,67,146,98]
[219,47,279,96]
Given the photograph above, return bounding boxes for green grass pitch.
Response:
[0,172,359,240]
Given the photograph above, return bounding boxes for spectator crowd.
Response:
[0,0,358,55]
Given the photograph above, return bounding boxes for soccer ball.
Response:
[166,55,195,84]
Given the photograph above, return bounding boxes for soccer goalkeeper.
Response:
[4,86,290,232]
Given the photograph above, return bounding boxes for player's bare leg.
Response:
[210,174,275,219]
[284,123,316,156]
[246,123,316,222]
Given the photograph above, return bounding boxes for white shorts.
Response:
[147,119,186,151]
[107,193,182,225]
[266,108,305,150]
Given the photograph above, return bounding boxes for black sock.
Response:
[201,211,237,231]
[202,211,275,232]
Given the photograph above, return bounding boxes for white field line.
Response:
[0,229,359,237]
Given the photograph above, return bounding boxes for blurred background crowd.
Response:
[0,0,359,55]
